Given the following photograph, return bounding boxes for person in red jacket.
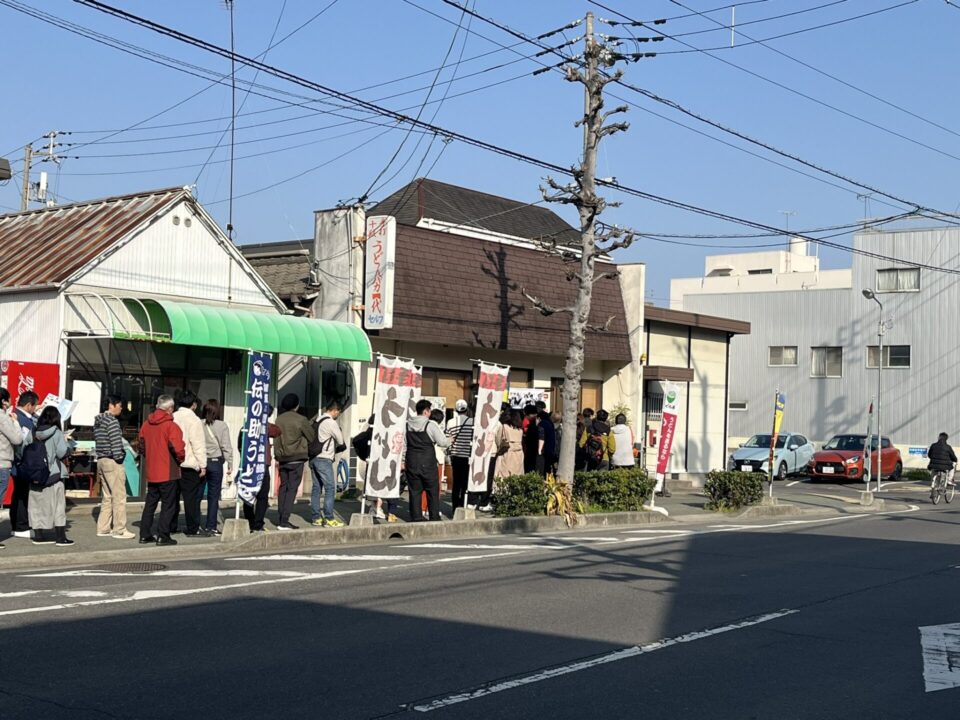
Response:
[138,394,186,546]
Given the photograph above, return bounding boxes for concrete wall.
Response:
[678,225,960,465]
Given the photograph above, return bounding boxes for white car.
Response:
[728,432,816,481]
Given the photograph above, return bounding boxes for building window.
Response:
[867,345,910,369]
[729,401,748,411]
[876,268,920,293]
[811,347,842,378]
[748,268,773,275]
[768,346,798,367]
[644,392,664,421]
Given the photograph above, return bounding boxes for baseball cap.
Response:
[455,399,468,413]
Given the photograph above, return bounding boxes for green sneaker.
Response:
[324,518,345,528]
[311,518,325,527]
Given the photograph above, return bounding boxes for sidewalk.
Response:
[0,482,920,570]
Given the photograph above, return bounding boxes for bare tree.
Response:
[522,13,637,483]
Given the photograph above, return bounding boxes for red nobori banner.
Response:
[469,363,510,492]
[655,383,682,491]
[365,356,420,499]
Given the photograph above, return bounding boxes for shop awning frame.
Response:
[63,294,371,362]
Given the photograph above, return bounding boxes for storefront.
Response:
[0,187,370,500]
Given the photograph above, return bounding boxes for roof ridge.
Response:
[0,186,188,220]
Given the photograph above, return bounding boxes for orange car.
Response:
[807,434,903,482]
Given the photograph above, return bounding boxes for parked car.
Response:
[807,434,902,482]
[728,432,815,481]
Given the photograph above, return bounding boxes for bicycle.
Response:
[930,467,956,505]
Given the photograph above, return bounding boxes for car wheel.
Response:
[777,462,788,482]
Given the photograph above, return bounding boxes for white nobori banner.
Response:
[468,362,510,493]
[365,356,421,498]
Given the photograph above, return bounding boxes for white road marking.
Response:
[786,480,801,487]
[413,609,799,712]
[402,543,565,551]
[59,590,108,598]
[536,536,622,543]
[227,554,414,562]
[24,569,312,578]
[621,529,692,536]
[920,623,960,692]
[0,591,40,598]
[0,552,523,618]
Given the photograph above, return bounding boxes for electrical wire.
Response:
[69,0,960,274]
[656,0,851,39]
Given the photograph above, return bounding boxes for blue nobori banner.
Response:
[238,352,273,505]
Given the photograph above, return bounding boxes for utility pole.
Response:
[523,12,644,484]
[20,144,32,212]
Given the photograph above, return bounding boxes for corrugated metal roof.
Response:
[0,187,187,289]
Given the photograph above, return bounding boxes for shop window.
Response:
[509,368,533,388]
[768,346,797,367]
[811,347,842,378]
[876,268,920,293]
[867,345,910,369]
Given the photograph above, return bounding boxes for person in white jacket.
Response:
[310,401,345,528]
[610,414,636,469]
[0,388,23,548]
[173,390,209,537]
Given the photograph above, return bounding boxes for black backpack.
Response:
[352,427,372,462]
[585,433,605,461]
[19,438,50,488]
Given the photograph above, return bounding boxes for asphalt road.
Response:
[1,489,958,719]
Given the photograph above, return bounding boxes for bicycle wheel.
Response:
[947,482,956,504]
[932,474,943,505]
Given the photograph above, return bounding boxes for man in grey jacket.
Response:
[405,399,450,521]
[0,388,23,548]
[310,401,345,528]
[94,395,134,539]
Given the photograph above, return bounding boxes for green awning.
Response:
[120,299,371,362]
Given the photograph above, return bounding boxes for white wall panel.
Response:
[0,291,61,364]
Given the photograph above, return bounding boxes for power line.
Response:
[662,1,851,39]
[70,0,960,275]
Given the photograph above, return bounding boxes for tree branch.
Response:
[521,288,575,317]
[586,316,617,333]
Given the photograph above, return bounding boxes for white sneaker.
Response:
[12,530,31,539]
[478,504,493,513]
[466,504,477,510]
[97,532,113,537]
[374,507,386,520]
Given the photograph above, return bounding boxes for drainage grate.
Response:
[388,533,405,541]
[95,563,167,574]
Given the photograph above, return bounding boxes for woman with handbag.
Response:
[202,399,233,536]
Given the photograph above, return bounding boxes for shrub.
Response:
[492,473,549,517]
[904,468,931,482]
[546,474,582,527]
[574,467,653,512]
[704,470,764,511]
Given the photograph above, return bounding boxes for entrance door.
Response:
[551,378,603,414]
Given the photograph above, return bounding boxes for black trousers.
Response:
[180,468,204,534]
[407,465,440,521]
[9,474,30,532]
[277,462,303,525]
[450,456,469,510]
[242,472,270,530]
[140,480,178,540]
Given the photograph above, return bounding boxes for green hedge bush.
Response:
[493,468,655,517]
[903,468,931,482]
[492,473,550,517]
[574,468,653,512]
[704,470,764,511]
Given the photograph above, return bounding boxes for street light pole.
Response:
[863,289,884,492]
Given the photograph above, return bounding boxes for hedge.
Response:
[704,470,764,511]
[492,467,654,517]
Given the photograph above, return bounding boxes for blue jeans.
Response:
[0,467,10,508]
[204,458,224,530]
[310,457,336,521]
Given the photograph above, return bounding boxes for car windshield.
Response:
[744,434,786,449]
[823,435,865,451]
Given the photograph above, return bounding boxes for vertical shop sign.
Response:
[366,356,420,498]
[364,215,396,330]
[655,383,682,492]
[237,352,273,505]
[469,362,510,492]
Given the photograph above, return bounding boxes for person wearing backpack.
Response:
[580,408,616,471]
[0,389,24,549]
[29,406,73,546]
[309,400,346,528]
[10,390,39,539]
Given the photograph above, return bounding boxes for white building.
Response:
[671,222,959,466]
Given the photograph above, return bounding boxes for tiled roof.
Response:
[240,241,313,304]
[0,187,186,289]
[379,224,631,361]
[368,178,581,245]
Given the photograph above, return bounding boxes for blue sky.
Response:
[2,0,959,304]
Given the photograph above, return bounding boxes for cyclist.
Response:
[927,432,957,500]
